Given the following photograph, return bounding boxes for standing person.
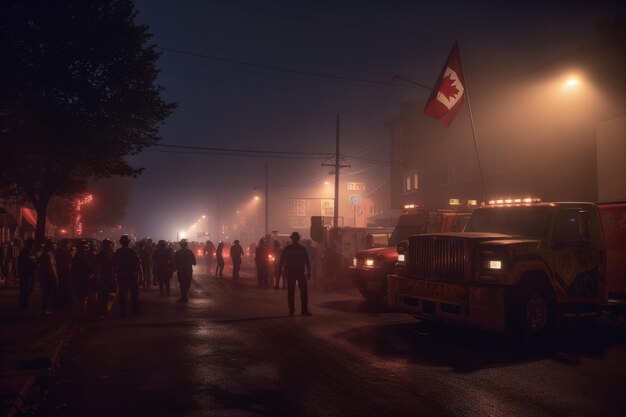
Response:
[204,240,215,276]
[71,240,96,319]
[113,235,142,317]
[215,242,225,277]
[254,238,269,287]
[230,240,244,281]
[322,241,341,292]
[135,241,151,289]
[55,240,73,310]
[153,240,173,296]
[272,240,285,289]
[276,232,312,316]
[17,238,37,310]
[304,240,319,289]
[39,239,58,314]
[173,239,196,302]
[96,239,116,317]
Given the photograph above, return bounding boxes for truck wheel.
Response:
[514,287,556,343]
[358,289,386,303]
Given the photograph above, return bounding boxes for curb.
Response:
[4,321,73,417]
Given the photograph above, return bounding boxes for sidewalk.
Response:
[0,283,71,417]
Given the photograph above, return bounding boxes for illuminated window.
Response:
[403,170,419,192]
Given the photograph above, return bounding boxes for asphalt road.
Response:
[20,266,626,417]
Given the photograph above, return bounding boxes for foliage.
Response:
[0,0,175,241]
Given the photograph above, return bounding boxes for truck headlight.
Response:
[352,257,357,267]
[397,254,405,263]
[365,258,375,267]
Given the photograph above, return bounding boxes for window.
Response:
[402,170,419,193]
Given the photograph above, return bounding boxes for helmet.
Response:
[234,239,240,244]
[179,239,188,247]
[157,240,166,248]
[119,234,131,245]
[102,239,113,249]
[290,232,301,241]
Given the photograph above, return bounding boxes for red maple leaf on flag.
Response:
[439,73,460,100]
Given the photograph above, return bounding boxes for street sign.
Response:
[347,182,366,191]
[287,199,306,217]
[320,199,334,217]
[349,194,363,205]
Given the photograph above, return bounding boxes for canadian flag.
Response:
[424,41,465,127]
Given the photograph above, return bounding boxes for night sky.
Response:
[124,0,624,240]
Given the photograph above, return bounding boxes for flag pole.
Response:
[458,42,487,204]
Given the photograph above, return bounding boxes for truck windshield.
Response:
[389,224,426,246]
[466,206,553,238]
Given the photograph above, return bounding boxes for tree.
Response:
[0,0,175,243]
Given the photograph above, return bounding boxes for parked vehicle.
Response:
[387,199,626,337]
[349,207,471,302]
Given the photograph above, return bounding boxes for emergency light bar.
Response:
[486,197,542,206]
[403,203,425,210]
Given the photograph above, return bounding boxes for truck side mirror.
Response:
[578,210,590,240]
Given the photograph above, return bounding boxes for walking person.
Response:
[96,239,116,317]
[215,242,225,277]
[39,239,58,314]
[254,238,269,287]
[153,240,174,296]
[71,240,96,319]
[17,238,37,310]
[230,240,244,282]
[276,232,312,316]
[113,235,142,317]
[204,240,215,276]
[174,239,196,302]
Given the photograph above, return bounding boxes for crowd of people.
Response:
[2,231,342,319]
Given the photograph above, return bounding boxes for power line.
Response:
[157,46,429,89]
[147,149,327,161]
[155,143,330,156]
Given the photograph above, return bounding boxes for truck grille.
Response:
[408,236,466,281]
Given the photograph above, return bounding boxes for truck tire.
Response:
[358,289,386,303]
[513,286,556,343]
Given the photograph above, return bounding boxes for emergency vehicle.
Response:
[598,202,626,305]
[387,199,626,337]
[349,206,471,302]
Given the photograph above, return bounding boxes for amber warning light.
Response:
[487,197,542,206]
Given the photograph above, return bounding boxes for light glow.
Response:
[488,260,502,270]
[397,254,405,263]
[365,259,375,267]
[352,257,357,267]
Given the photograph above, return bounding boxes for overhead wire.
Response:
[157,46,429,90]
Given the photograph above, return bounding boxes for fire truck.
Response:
[387,199,626,337]
[349,206,472,302]
[598,202,626,304]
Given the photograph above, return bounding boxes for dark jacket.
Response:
[278,243,310,277]
[174,248,196,275]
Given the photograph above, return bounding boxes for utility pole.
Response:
[322,114,350,228]
[264,163,269,236]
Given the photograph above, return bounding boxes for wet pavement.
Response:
[16,268,626,417]
[0,285,69,417]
